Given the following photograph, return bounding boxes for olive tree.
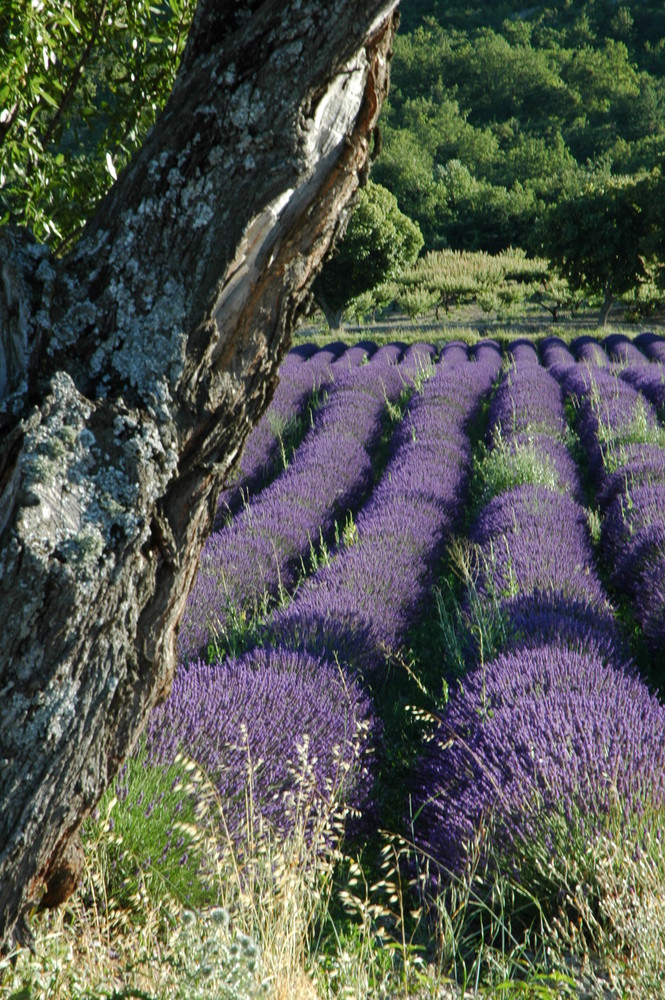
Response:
[312,178,423,328]
[0,0,399,951]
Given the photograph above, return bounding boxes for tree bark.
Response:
[0,0,398,951]
[599,285,615,326]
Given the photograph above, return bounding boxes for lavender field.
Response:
[11,332,665,998]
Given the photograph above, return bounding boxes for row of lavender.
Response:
[178,342,423,662]
[544,337,665,658]
[215,340,397,521]
[413,338,665,890]
[146,341,502,845]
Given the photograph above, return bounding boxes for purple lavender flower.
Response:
[145,647,376,845]
[635,550,665,653]
[271,359,501,675]
[603,334,650,366]
[595,444,665,506]
[179,360,407,661]
[506,339,540,366]
[216,348,336,521]
[487,365,567,439]
[620,365,665,411]
[371,342,405,365]
[503,591,626,664]
[635,332,665,363]
[287,343,319,362]
[440,341,470,366]
[412,644,665,882]
[572,336,608,366]
[539,337,575,369]
[470,485,607,607]
[546,358,665,658]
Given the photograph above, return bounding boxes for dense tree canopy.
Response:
[376,0,665,254]
[538,170,664,323]
[312,180,423,327]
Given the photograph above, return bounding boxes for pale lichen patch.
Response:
[15,371,174,575]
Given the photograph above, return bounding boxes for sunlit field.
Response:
[5,328,665,1000]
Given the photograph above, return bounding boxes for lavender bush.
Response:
[144,647,376,848]
[470,484,608,607]
[620,363,665,411]
[603,333,650,366]
[572,335,608,366]
[463,354,615,657]
[487,364,567,439]
[412,644,665,883]
[635,331,665,363]
[538,336,576,369]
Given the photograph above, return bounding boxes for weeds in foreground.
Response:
[471,432,565,511]
[7,769,665,998]
[1,751,342,1000]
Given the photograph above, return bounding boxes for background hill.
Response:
[374,0,665,254]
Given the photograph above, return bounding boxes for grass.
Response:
[294,300,665,351]
[470,434,565,509]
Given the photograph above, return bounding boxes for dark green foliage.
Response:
[0,0,195,248]
[377,1,665,256]
[537,172,664,324]
[312,181,423,327]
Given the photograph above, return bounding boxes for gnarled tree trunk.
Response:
[0,0,399,951]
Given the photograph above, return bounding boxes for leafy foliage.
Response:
[375,1,665,257]
[0,0,195,248]
[312,181,423,327]
[537,171,664,323]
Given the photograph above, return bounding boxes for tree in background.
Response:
[312,180,423,328]
[539,173,662,324]
[0,0,398,950]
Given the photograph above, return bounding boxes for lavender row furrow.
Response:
[473,349,616,647]
[178,351,422,663]
[214,348,336,521]
[413,350,643,885]
[216,342,389,522]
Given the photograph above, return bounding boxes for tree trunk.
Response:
[599,286,615,326]
[0,0,398,951]
[313,287,346,330]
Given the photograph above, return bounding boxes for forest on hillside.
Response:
[378,0,665,249]
[3,0,665,326]
[322,0,663,325]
